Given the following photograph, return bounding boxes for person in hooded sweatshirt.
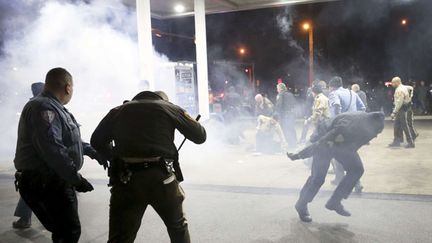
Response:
[12,82,44,229]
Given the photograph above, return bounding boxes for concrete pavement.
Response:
[0,178,431,243]
[0,118,431,242]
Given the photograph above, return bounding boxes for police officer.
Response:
[305,84,330,126]
[288,112,385,222]
[90,91,206,243]
[14,67,106,242]
[254,94,274,117]
[389,77,416,148]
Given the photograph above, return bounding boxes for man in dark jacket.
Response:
[275,83,297,148]
[91,91,206,243]
[14,68,106,242]
[288,112,385,222]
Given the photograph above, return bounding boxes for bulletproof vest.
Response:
[47,98,84,170]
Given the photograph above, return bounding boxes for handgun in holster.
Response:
[14,171,23,192]
[162,158,174,175]
[160,158,183,182]
[108,157,131,186]
[173,160,184,182]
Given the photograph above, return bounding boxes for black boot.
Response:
[295,201,312,222]
[325,201,351,217]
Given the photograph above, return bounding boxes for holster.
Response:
[108,157,129,186]
[173,160,184,182]
[14,171,22,192]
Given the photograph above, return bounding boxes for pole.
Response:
[308,27,314,87]
[136,0,155,90]
[194,0,210,120]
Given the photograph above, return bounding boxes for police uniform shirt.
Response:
[393,84,413,114]
[14,92,84,185]
[255,97,274,117]
[308,93,330,123]
[256,115,287,146]
[90,91,206,161]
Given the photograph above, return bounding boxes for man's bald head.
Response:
[255,94,263,104]
[351,84,360,92]
[391,76,402,88]
[44,67,74,105]
[45,67,73,91]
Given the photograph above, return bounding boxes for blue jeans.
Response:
[14,197,32,221]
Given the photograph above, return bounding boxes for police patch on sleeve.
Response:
[41,110,56,123]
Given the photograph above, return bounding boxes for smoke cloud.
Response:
[0,0,171,162]
[275,7,305,57]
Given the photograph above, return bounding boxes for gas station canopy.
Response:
[122,0,339,19]
[124,0,339,119]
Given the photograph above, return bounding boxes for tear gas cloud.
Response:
[0,0,172,162]
[276,8,305,57]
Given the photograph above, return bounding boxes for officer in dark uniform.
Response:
[91,90,206,243]
[14,67,107,243]
[287,112,385,222]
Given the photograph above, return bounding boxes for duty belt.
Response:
[122,157,161,163]
[122,157,165,172]
[126,162,161,171]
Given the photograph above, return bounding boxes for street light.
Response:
[400,18,411,78]
[239,48,246,55]
[302,21,314,86]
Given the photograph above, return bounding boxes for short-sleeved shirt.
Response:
[329,87,366,117]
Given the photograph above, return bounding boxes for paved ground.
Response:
[0,118,431,242]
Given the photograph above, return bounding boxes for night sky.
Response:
[152,0,432,93]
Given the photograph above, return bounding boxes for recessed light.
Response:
[174,4,185,13]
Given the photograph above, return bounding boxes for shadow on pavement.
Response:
[0,226,51,243]
[291,220,356,243]
[251,219,357,243]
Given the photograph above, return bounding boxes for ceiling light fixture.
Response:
[174,4,185,13]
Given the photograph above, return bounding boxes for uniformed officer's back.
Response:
[91,91,206,243]
[106,94,205,159]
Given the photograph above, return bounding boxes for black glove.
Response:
[87,147,108,170]
[94,153,108,170]
[75,176,94,193]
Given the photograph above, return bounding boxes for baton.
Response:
[177,114,201,151]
